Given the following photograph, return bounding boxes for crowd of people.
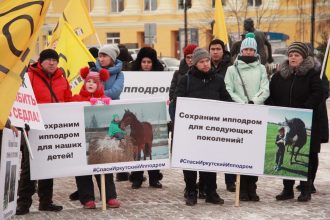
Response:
[0,18,328,215]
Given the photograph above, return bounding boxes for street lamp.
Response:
[179,0,192,47]
[310,0,316,48]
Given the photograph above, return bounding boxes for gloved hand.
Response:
[267,56,274,63]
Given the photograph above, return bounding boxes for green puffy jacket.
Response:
[224,59,269,104]
[108,114,125,137]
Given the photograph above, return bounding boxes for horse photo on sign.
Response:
[84,102,169,164]
[264,108,312,179]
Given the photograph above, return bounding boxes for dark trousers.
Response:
[275,145,285,166]
[225,173,236,185]
[183,170,217,194]
[240,175,258,193]
[282,152,318,192]
[17,145,53,208]
[130,170,161,184]
[75,174,116,204]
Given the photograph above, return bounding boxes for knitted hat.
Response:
[39,49,59,63]
[287,42,309,59]
[80,67,109,96]
[99,44,120,62]
[112,113,120,120]
[183,44,198,57]
[192,48,210,65]
[240,33,257,52]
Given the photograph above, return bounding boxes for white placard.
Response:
[29,98,170,180]
[0,128,21,219]
[8,73,45,130]
[121,71,173,99]
[171,97,312,181]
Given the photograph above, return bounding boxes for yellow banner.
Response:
[49,0,95,47]
[55,22,95,95]
[325,48,330,80]
[213,0,228,44]
[0,0,50,129]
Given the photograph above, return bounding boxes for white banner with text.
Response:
[171,97,313,181]
[29,98,170,180]
[121,71,173,100]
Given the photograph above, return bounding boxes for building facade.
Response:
[40,0,330,58]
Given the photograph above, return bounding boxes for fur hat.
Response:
[80,67,109,96]
[183,44,198,57]
[192,48,210,65]
[39,49,59,63]
[287,42,309,59]
[99,44,120,62]
[136,47,157,61]
[240,33,257,52]
[132,47,164,71]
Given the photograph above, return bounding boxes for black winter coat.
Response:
[211,51,232,78]
[268,56,323,153]
[174,66,232,102]
[169,59,189,101]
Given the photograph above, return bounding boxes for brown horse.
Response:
[119,110,153,161]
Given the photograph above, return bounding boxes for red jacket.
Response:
[28,62,72,103]
[72,83,107,102]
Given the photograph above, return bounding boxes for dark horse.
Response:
[284,117,307,164]
[119,110,153,161]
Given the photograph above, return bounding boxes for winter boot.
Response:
[248,182,260,202]
[185,190,197,206]
[275,188,294,200]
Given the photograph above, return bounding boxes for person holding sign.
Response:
[170,44,209,198]
[268,42,323,202]
[93,44,124,100]
[224,33,269,202]
[129,47,164,189]
[71,67,120,209]
[209,39,236,193]
[16,49,72,215]
[174,47,232,206]
[94,44,129,183]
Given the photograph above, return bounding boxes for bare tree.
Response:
[225,0,249,36]
[316,0,330,40]
[253,0,282,32]
[294,0,309,42]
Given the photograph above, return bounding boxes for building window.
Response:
[144,0,157,11]
[111,0,124,13]
[247,0,262,7]
[212,0,226,8]
[106,32,120,44]
[178,0,193,10]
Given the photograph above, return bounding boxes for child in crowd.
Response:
[72,67,120,209]
[108,114,126,140]
[275,127,286,171]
